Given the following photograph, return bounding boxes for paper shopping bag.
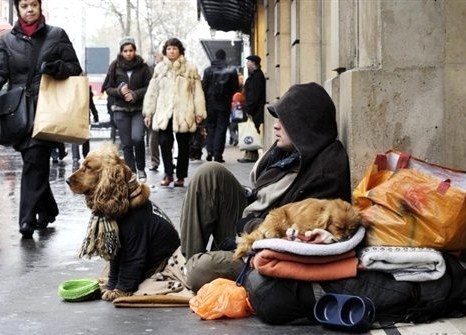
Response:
[33,74,90,144]
[238,116,262,151]
[353,149,466,251]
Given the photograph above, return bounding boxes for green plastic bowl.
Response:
[58,278,100,302]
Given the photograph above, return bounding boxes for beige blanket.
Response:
[113,247,194,307]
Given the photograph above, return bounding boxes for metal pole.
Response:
[8,0,14,25]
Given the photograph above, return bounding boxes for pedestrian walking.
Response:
[237,55,266,163]
[104,36,152,182]
[0,0,82,238]
[147,51,163,171]
[202,49,239,162]
[143,38,206,187]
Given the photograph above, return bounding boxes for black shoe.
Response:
[19,222,35,238]
[237,158,257,163]
[206,154,212,162]
[214,157,225,163]
[59,150,68,160]
[149,165,159,171]
[36,212,57,229]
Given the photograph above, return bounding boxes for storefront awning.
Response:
[198,0,254,34]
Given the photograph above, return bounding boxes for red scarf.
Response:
[19,18,39,37]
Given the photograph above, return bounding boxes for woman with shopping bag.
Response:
[0,0,82,238]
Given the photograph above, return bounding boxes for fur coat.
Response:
[143,55,206,133]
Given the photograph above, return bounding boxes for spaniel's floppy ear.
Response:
[92,162,131,218]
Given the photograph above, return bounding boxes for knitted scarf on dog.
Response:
[78,175,143,261]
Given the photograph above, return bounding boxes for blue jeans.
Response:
[113,111,145,171]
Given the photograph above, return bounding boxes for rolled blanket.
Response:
[113,294,191,308]
[253,249,358,281]
[358,246,446,281]
[252,226,366,256]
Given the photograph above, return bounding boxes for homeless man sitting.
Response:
[180,82,466,325]
[180,82,352,293]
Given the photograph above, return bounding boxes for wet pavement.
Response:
[0,137,464,335]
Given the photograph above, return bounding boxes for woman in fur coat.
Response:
[143,38,206,187]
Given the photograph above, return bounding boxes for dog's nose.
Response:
[66,178,71,185]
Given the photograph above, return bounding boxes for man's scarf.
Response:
[78,175,143,261]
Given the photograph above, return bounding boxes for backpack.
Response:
[210,67,232,100]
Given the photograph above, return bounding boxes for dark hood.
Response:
[257,82,351,206]
[267,82,338,165]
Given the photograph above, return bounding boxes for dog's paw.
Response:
[100,285,113,300]
[101,289,132,301]
[101,288,114,301]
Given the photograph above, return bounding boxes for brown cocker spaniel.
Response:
[66,143,180,302]
[67,143,150,216]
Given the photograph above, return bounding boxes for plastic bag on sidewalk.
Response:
[353,149,466,251]
[189,278,254,320]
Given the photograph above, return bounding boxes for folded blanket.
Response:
[252,226,366,256]
[253,249,358,281]
[358,246,446,281]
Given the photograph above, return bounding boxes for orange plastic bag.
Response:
[189,278,254,320]
[353,149,466,251]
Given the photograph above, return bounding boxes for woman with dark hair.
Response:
[143,38,206,187]
[104,36,152,182]
[0,0,82,238]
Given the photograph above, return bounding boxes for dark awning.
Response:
[198,0,255,34]
[200,39,243,67]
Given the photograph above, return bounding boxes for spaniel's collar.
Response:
[128,175,142,200]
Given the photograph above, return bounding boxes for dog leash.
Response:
[235,250,256,287]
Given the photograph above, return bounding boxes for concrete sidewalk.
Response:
[0,141,465,335]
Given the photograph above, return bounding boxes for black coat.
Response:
[202,59,239,109]
[0,16,82,150]
[243,68,266,129]
[105,55,152,112]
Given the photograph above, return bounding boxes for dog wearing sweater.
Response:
[233,198,367,259]
[66,143,180,301]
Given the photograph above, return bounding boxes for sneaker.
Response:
[137,170,147,182]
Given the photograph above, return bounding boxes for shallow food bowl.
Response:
[314,293,375,332]
[58,278,100,302]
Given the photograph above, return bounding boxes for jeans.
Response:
[113,110,145,171]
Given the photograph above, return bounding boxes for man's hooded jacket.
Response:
[241,82,351,232]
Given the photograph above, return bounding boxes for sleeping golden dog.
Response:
[233,198,367,259]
